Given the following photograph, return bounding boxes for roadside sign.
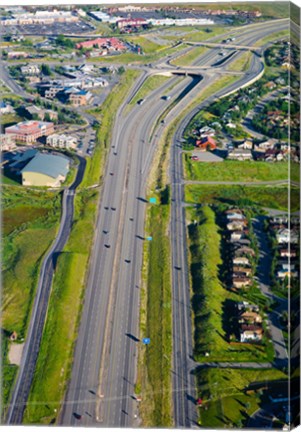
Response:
[142,338,150,345]
[146,236,153,241]
[149,197,157,204]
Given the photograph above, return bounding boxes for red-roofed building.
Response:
[196,136,216,151]
[5,121,54,144]
[116,18,147,29]
[76,37,126,52]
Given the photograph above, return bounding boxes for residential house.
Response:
[5,121,54,144]
[233,276,252,288]
[265,149,284,162]
[196,136,216,151]
[0,134,16,151]
[233,256,250,266]
[233,266,252,276]
[271,216,288,224]
[237,301,259,312]
[240,325,263,342]
[227,148,253,161]
[254,139,276,152]
[0,102,14,114]
[230,230,247,241]
[236,139,253,150]
[279,248,297,258]
[46,133,77,149]
[234,246,255,257]
[227,220,247,231]
[264,81,277,90]
[238,310,262,324]
[276,228,299,244]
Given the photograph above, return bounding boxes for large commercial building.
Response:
[5,121,54,144]
[75,37,125,52]
[21,152,70,187]
[1,10,79,26]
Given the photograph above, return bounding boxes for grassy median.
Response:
[136,190,172,427]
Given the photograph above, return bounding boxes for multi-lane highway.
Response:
[4,17,290,428]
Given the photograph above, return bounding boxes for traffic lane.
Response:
[100,93,175,426]
[61,119,138,426]
[60,81,152,426]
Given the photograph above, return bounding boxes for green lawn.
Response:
[0,113,22,128]
[196,368,288,428]
[254,29,289,46]
[88,44,185,65]
[126,35,168,54]
[161,26,227,43]
[185,184,292,211]
[171,46,208,66]
[228,51,252,71]
[187,205,273,362]
[129,74,170,107]
[184,158,289,182]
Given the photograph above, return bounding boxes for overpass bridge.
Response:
[188,41,260,51]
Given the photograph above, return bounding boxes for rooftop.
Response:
[21,152,69,179]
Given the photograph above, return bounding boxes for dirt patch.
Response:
[8,342,24,366]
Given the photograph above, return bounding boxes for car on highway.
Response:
[161,119,166,124]
[137,99,145,105]
[162,95,171,101]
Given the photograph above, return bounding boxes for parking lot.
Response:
[2,20,95,36]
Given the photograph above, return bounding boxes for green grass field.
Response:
[1,187,61,418]
[161,26,227,43]
[228,51,252,71]
[23,188,98,424]
[2,187,60,337]
[187,205,273,362]
[88,44,185,65]
[171,46,208,66]
[185,184,292,211]
[126,35,168,54]
[196,367,287,428]
[184,157,289,182]
[254,29,289,46]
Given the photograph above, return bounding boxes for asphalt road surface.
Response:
[4,17,290,428]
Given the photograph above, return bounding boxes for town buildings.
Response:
[46,133,77,149]
[0,134,16,151]
[21,65,41,75]
[5,120,54,144]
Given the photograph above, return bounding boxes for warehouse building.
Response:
[21,152,70,187]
